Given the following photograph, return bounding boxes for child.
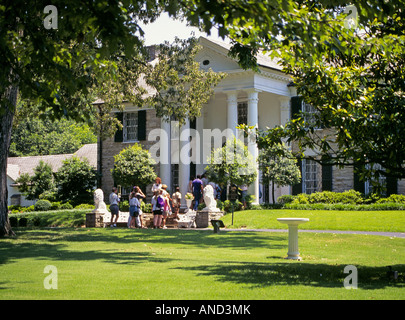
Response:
[161,188,171,229]
[134,186,146,228]
[152,189,164,228]
[129,190,140,228]
[172,187,182,219]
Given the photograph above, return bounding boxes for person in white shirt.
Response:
[109,187,120,227]
[152,177,162,193]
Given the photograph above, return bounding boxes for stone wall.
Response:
[100,108,161,202]
[331,165,354,192]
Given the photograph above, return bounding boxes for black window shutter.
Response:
[290,96,302,120]
[137,110,147,141]
[292,158,303,195]
[114,112,124,142]
[322,163,333,191]
[386,176,398,196]
[353,165,365,194]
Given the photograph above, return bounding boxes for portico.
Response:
[157,37,293,206]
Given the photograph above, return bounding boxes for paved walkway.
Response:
[209,228,405,238]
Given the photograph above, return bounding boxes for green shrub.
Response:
[8,205,23,212]
[34,200,52,211]
[245,194,256,209]
[291,190,364,205]
[216,199,224,211]
[74,203,94,210]
[60,202,73,210]
[51,201,62,210]
[292,193,309,204]
[377,194,405,204]
[19,217,28,227]
[9,209,88,228]
[277,194,295,204]
[9,216,18,227]
[141,202,152,213]
[223,200,243,213]
[120,200,129,212]
[31,215,41,227]
[24,205,35,212]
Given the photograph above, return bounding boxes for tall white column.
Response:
[279,96,290,127]
[196,113,205,175]
[247,89,260,204]
[160,117,171,188]
[178,118,190,209]
[226,91,238,138]
[279,96,292,199]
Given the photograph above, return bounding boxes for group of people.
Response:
[108,185,147,228]
[150,177,182,229]
[107,175,249,228]
[108,177,183,229]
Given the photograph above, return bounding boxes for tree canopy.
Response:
[205,137,257,187]
[1,1,404,236]
[112,144,157,189]
[258,142,301,204]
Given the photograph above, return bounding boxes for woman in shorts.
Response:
[109,187,120,227]
[151,189,163,228]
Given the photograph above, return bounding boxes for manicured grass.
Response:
[0,228,404,300]
[221,209,405,233]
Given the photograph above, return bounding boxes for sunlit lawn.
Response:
[221,209,405,232]
[1,227,404,300]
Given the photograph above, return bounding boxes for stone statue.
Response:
[201,184,220,212]
[92,188,108,214]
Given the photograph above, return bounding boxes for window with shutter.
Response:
[303,159,319,194]
[123,112,138,142]
[292,158,303,195]
[114,112,124,142]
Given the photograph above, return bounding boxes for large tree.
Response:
[111,144,157,189]
[205,137,257,188]
[212,1,405,186]
[1,1,403,233]
[258,142,301,204]
[0,1,225,237]
[253,2,405,188]
[0,1,165,236]
[56,156,97,205]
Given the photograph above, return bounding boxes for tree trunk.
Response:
[272,182,275,205]
[0,86,18,238]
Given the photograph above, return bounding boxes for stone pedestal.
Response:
[195,211,224,228]
[86,212,103,228]
[277,218,309,260]
[195,211,209,228]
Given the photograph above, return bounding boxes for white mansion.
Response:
[98,37,403,206]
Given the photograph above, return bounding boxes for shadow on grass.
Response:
[0,239,173,266]
[9,228,286,249]
[0,228,284,267]
[2,229,404,291]
[173,261,405,290]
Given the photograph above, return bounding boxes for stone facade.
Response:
[100,108,161,202]
[332,166,354,192]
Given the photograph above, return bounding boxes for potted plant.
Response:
[185,193,194,208]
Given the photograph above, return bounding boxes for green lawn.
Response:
[1,227,404,300]
[221,209,405,232]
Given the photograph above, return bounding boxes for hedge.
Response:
[9,209,88,228]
